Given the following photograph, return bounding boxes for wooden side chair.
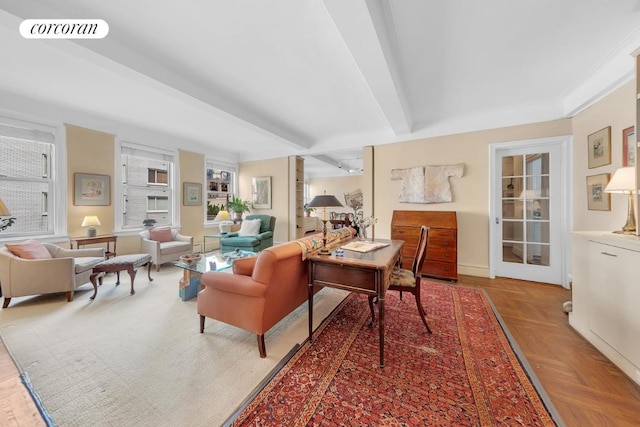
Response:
[368,225,432,333]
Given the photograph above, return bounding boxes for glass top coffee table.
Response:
[173,250,257,301]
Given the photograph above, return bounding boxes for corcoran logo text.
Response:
[19,19,109,39]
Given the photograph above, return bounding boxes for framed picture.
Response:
[221,171,230,182]
[586,173,610,211]
[183,182,202,206]
[587,126,611,169]
[74,173,110,206]
[622,126,635,167]
[252,176,272,209]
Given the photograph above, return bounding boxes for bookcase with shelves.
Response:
[289,156,305,239]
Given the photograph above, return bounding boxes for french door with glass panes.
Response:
[492,139,566,285]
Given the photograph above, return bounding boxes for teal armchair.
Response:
[220,215,276,253]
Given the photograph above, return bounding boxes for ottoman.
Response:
[89,254,153,299]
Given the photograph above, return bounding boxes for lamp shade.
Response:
[605,167,636,193]
[81,215,101,227]
[306,194,344,208]
[0,198,11,216]
[214,210,231,221]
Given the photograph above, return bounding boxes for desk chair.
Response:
[368,225,432,333]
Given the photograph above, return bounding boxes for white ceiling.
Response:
[1,1,640,177]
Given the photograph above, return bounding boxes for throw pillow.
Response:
[149,227,173,242]
[5,239,52,259]
[238,219,262,236]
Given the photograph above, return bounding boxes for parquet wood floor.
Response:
[2,275,640,426]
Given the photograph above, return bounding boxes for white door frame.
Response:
[488,136,573,288]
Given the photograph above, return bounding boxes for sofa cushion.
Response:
[238,219,261,236]
[223,237,260,247]
[74,256,106,274]
[5,240,52,259]
[159,240,192,255]
[149,227,173,242]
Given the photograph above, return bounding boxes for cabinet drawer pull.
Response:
[600,252,617,257]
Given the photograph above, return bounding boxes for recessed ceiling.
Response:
[1,0,639,177]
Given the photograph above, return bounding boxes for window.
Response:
[205,161,236,221]
[119,143,175,229]
[0,120,56,236]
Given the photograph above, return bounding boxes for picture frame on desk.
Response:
[586,173,610,211]
[74,173,110,206]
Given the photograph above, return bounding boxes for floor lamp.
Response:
[605,166,636,235]
[306,192,344,255]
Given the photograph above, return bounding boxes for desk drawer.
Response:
[427,247,456,263]
[422,261,457,280]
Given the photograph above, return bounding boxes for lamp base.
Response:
[87,227,97,238]
[317,247,331,255]
[613,229,636,235]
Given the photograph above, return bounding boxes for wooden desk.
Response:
[70,235,117,259]
[307,239,403,368]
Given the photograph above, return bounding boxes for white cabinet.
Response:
[571,232,640,384]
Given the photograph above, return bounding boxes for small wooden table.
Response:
[307,239,403,368]
[70,235,117,259]
[89,254,153,299]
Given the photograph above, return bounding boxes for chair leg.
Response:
[156,263,161,272]
[413,291,431,334]
[199,315,205,333]
[257,334,266,358]
[367,295,376,327]
[2,297,10,308]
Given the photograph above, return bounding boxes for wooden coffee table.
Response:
[89,254,153,300]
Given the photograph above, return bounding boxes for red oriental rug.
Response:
[227,282,560,426]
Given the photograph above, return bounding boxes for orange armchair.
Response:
[197,242,313,358]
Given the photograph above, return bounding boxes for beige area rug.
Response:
[0,266,348,427]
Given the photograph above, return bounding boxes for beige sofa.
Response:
[139,228,193,271]
[198,227,355,357]
[0,243,105,308]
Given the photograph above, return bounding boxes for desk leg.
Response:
[308,264,314,343]
[379,294,385,368]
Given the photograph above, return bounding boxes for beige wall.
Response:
[179,149,206,249]
[309,175,364,218]
[372,119,572,277]
[66,124,115,247]
[238,157,290,244]
[571,80,636,232]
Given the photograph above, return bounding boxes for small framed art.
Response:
[587,126,611,169]
[586,173,610,211]
[252,176,272,209]
[183,182,202,206]
[74,173,110,206]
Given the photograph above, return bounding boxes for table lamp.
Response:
[81,215,101,237]
[605,166,636,234]
[306,192,344,255]
[0,198,15,231]
[215,210,233,233]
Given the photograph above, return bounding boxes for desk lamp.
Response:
[306,192,344,255]
[605,166,636,234]
[215,210,233,233]
[81,215,101,237]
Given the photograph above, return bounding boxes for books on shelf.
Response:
[341,241,390,253]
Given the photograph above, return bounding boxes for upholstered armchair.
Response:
[0,241,105,308]
[139,227,193,271]
[220,214,276,253]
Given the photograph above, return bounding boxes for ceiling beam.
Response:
[323,0,413,135]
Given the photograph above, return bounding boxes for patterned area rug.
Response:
[227,282,559,426]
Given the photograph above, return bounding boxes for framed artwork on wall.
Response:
[587,126,611,169]
[586,173,611,211]
[183,182,202,206]
[252,176,272,209]
[622,126,635,167]
[74,173,110,206]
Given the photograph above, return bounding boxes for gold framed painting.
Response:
[622,125,635,167]
[587,126,611,169]
[586,173,610,211]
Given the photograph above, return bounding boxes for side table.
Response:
[70,235,117,259]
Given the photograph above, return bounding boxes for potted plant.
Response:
[303,203,315,217]
[142,218,157,229]
[207,201,221,220]
[227,196,250,220]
